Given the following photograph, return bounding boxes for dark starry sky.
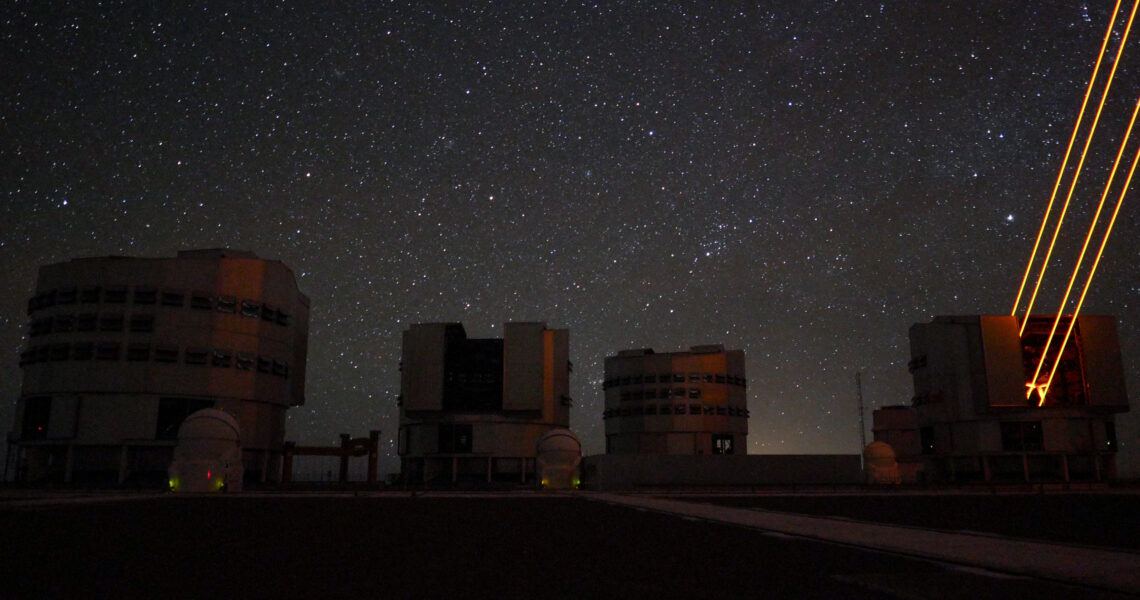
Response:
[3,2,1139,475]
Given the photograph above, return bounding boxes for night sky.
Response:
[3,2,1139,475]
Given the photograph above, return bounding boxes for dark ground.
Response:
[679,493,1140,550]
[0,495,1132,600]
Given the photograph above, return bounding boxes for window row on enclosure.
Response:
[19,342,291,377]
[603,404,749,418]
[28,287,291,325]
[620,387,741,401]
[604,373,745,388]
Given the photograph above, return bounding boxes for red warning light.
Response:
[207,470,212,479]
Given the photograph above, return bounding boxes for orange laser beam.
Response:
[1012,0,1123,318]
[1031,89,1140,401]
[1039,100,1140,406]
[1019,0,1140,337]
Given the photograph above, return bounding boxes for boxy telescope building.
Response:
[890,314,1130,482]
[397,322,571,485]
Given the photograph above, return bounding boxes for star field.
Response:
[3,2,1139,475]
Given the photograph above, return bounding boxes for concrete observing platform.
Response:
[583,492,1140,595]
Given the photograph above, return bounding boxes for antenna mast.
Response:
[856,372,867,454]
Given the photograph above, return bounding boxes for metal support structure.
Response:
[856,372,867,467]
[282,442,295,484]
[338,434,351,483]
[3,437,14,483]
[281,430,382,485]
[367,430,380,483]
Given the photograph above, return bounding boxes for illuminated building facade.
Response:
[7,249,309,485]
[397,322,571,485]
[902,314,1129,481]
[603,345,748,455]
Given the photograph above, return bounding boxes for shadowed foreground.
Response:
[0,494,1131,599]
[683,492,1140,549]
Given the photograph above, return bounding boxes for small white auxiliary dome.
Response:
[168,408,243,493]
[536,428,582,490]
